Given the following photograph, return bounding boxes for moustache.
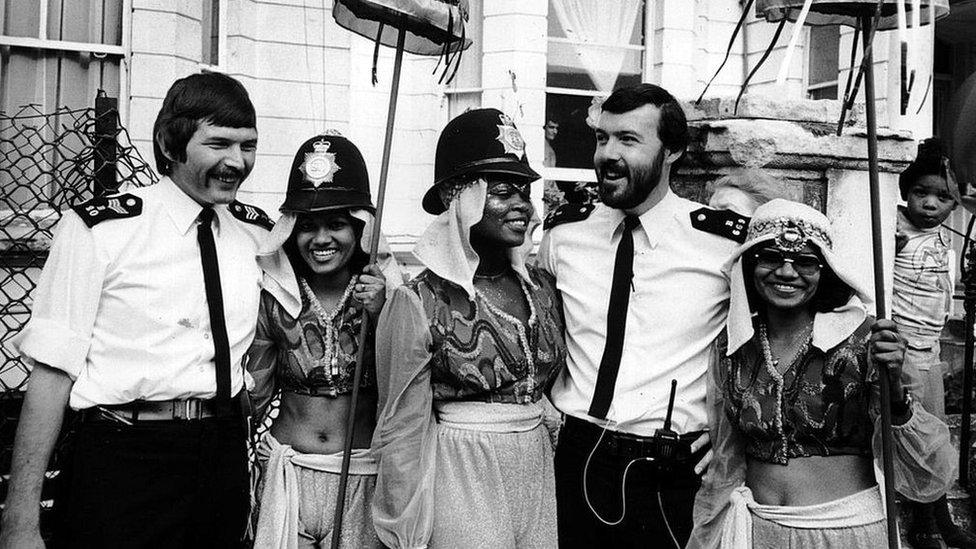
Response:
[208,167,244,180]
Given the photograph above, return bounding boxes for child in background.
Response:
[894,137,976,549]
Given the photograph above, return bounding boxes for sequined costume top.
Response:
[723,320,874,465]
[248,288,375,404]
[406,267,566,404]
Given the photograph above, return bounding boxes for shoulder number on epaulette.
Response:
[229,201,274,231]
[690,207,749,243]
[544,202,595,230]
[72,194,142,228]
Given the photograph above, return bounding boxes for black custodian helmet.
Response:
[280,133,374,214]
[422,108,540,214]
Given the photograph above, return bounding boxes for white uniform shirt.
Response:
[13,177,266,409]
[538,189,737,436]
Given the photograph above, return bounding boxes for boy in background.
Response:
[894,137,976,549]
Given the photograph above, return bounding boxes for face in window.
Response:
[544,121,560,142]
[751,243,823,313]
[167,121,257,205]
[593,104,670,212]
[470,177,534,249]
[905,174,957,229]
[293,211,358,278]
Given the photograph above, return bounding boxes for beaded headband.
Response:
[747,216,832,252]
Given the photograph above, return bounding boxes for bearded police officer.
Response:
[0,72,273,548]
[538,84,745,548]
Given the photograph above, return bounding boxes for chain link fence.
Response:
[0,93,157,531]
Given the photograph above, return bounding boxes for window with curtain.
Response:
[444,0,482,120]
[806,25,840,100]
[544,0,644,204]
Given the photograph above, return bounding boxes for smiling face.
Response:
[469,177,534,249]
[752,242,823,313]
[905,174,956,229]
[293,211,358,278]
[166,121,258,205]
[593,104,673,214]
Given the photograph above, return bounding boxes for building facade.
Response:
[2,0,976,263]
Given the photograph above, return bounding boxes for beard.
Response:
[596,147,666,210]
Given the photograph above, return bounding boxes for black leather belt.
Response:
[563,415,704,463]
[80,394,244,424]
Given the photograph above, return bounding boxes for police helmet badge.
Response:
[299,139,341,188]
[496,114,525,156]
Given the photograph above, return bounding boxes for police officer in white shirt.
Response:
[538,84,746,548]
[0,73,273,549]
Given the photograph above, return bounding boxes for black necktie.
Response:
[197,206,232,401]
[588,215,640,420]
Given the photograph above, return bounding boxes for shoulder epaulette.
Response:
[690,207,749,243]
[544,202,595,230]
[72,194,142,228]
[229,201,274,231]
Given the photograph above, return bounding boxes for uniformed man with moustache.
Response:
[0,72,273,549]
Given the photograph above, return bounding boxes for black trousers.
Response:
[52,415,249,549]
[554,418,703,549]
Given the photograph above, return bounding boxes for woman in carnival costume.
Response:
[371,108,567,549]
[247,133,402,548]
[688,199,956,548]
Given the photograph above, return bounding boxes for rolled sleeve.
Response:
[11,211,106,379]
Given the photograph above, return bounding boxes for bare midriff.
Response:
[270,391,377,455]
[746,454,876,506]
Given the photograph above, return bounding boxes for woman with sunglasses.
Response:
[688,199,955,548]
[371,109,566,549]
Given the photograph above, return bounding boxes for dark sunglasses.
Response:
[753,248,823,276]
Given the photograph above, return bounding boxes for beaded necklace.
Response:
[300,276,357,377]
[758,321,813,458]
[475,275,538,394]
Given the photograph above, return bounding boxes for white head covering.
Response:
[258,208,403,318]
[412,178,538,300]
[726,199,871,355]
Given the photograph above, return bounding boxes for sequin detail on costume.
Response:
[724,320,874,465]
[405,266,566,404]
[747,216,832,252]
[259,287,374,398]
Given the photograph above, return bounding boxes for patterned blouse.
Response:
[247,288,375,406]
[723,319,875,465]
[409,266,566,403]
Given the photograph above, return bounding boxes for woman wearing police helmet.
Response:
[372,109,567,548]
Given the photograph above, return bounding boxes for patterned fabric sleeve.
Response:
[869,362,956,502]
[371,286,437,549]
[245,291,279,424]
[687,336,747,549]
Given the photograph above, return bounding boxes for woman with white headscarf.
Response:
[688,199,955,548]
[371,109,567,549]
[246,133,402,549]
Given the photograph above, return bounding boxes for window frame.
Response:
[198,0,228,72]
[0,0,131,121]
[542,1,651,185]
[804,25,841,101]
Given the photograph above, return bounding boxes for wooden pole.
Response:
[962,230,975,488]
[861,14,900,549]
[330,25,406,549]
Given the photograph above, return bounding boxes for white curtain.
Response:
[550,0,643,93]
